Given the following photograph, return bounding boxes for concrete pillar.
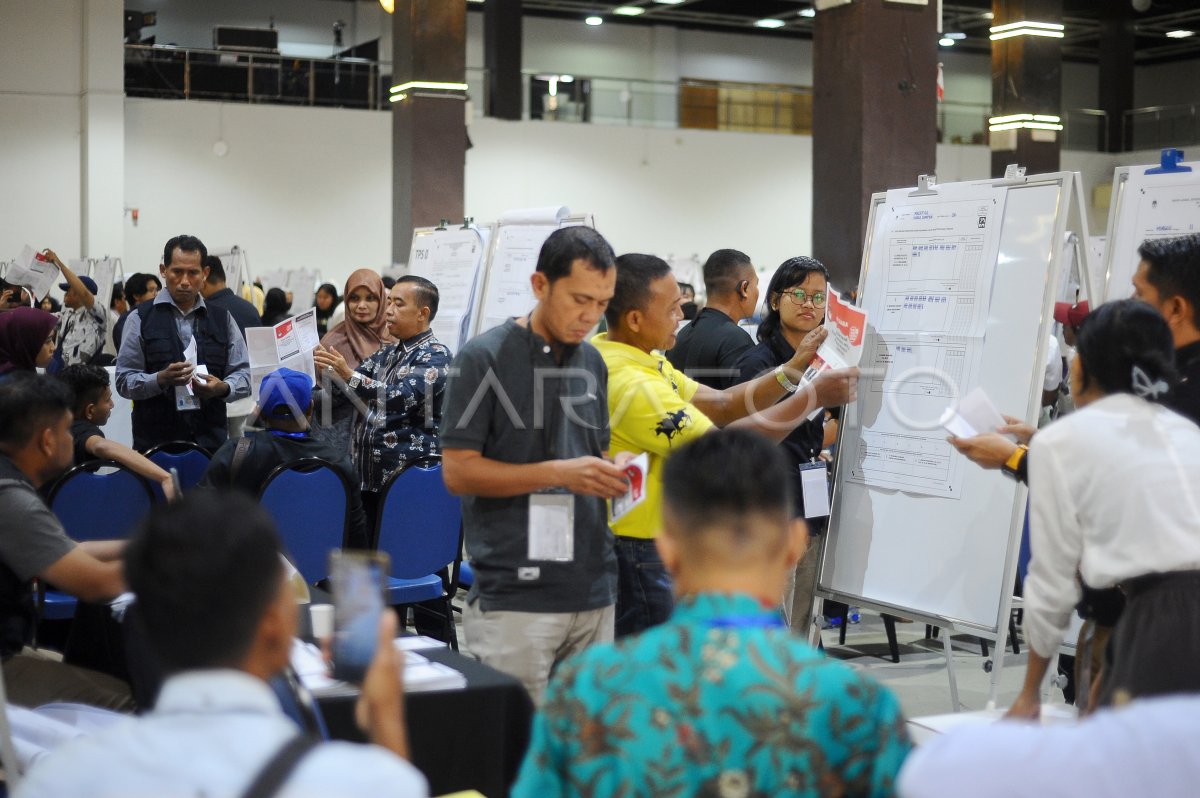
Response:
[812,0,939,289]
[392,1,467,264]
[989,0,1063,177]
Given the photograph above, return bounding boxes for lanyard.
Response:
[267,429,309,439]
[708,614,786,630]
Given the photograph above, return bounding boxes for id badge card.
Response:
[528,492,575,562]
[800,462,830,519]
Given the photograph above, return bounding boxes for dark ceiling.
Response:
[507,0,1200,64]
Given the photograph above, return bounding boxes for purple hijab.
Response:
[0,307,57,375]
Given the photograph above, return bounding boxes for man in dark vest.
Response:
[116,235,250,452]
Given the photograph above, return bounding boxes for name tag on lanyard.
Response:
[800,462,830,519]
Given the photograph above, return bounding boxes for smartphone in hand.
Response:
[330,550,391,683]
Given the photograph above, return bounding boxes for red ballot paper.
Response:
[611,453,649,522]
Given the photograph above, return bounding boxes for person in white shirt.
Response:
[42,249,108,370]
[898,694,1200,798]
[16,491,428,798]
[1010,298,1200,719]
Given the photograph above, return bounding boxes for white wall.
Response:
[0,0,123,262]
[123,99,392,288]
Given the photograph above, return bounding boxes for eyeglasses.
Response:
[780,289,827,308]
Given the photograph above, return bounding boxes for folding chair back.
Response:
[259,458,349,585]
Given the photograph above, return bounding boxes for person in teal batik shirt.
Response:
[513,429,911,798]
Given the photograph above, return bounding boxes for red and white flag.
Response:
[936,62,945,103]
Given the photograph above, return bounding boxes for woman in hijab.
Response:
[311,270,395,449]
[0,307,58,379]
[261,288,291,327]
[313,283,340,338]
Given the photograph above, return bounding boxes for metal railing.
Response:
[1125,103,1200,152]
[129,52,1199,151]
[125,44,389,109]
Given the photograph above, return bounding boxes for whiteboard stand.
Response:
[1101,148,1199,302]
[471,211,594,339]
[816,168,1088,712]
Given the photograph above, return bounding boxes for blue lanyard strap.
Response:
[707,614,785,630]
[267,429,309,439]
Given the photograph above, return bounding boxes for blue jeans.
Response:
[614,537,674,638]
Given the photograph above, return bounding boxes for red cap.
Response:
[1054,300,1090,327]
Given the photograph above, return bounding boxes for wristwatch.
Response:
[774,365,799,394]
[1001,444,1029,482]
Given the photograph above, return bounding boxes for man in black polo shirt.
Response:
[441,227,630,704]
[666,248,760,389]
[115,235,251,452]
[0,374,131,710]
[1132,233,1200,423]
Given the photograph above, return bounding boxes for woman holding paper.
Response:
[734,256,841,631]
[311,270,395,450]
[1011,299,1200,718]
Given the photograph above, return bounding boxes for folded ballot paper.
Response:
[610,453,649,523]
[797,287,868,419]
[940,387,1016,441]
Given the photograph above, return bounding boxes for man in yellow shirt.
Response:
[593,253,858,636]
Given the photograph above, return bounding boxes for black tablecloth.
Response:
[315,643,534,797]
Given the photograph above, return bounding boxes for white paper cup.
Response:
[309,603,334,640]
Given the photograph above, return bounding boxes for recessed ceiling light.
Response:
[755,18,786,29]
[945,31,966,39]
[1166,29,1195,38]
[614,6,645,14]
[939,37,955,46]
[982,11,994,19]
[585,15,603,25]
[799,8,816,17]
[654,0,685,4]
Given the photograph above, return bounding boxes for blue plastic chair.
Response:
[259,458,350,586]
[143,441,212,500]
[375,459,462,647]
[41,461,155,622]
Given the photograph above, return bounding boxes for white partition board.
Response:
[1102,158,1200,303]
[819,173,1081,637]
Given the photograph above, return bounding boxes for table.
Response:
[313,642,534,797]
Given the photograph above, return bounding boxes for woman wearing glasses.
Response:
[735,256,845,631]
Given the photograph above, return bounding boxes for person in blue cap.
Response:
[41,249,107,371]
[200,367,368,548]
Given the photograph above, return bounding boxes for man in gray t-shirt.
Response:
[441,228,630,704]
[0,374,131,710]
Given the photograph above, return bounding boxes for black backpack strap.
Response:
[238,735,319,798]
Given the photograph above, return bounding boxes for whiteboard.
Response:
[406,225,490,354]
[1102,159,1200,303]
[819,173,1080,635]
[472,207,594,338]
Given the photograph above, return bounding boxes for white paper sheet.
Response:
[90,257,117,311]
[845,332,981,499]
[408,227,487,352]
[940,386,1013,440]
[864,183,1008,339]
[7,246,59,300]
[477,224,558,333]
[247,314,319,400]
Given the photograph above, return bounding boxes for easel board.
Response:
[406,224,491,354]
[818,172,1080,637]
[1102,156,1200,302]
[472,207,594,338]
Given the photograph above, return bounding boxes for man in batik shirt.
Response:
[513,429,911,798]
[314,275,451,530]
